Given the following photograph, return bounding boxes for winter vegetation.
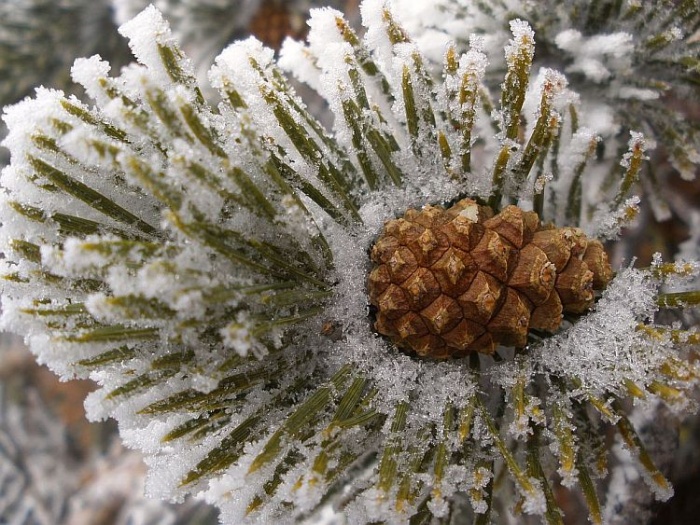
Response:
[1,1,699,524]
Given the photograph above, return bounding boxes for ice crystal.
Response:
[1,2,699,524]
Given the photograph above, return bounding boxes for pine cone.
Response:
[248,0,305,50]
[368,199,612,358]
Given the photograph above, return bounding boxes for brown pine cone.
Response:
[368,199,612,359]
[248,0,306,50]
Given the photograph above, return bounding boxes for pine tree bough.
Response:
[0,2,699,524]
[369,199,612,358]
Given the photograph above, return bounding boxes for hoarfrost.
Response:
[532,266,660,395]
[554,30,634,83]
[579,102,620,138]
[278,38,322,93]
[672,145,700,181]
[505,20,535,64]
[459,35,487,74]
[220,312,255,357]
[360,0,400,87]
[70,55,113,105]
[604,400,677,524]
[118,5,190,89]
[592,196,641,240]
[618,87,661,101]
[520,478,546,515]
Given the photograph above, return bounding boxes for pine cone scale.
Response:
[470,230,512,282]
[507,244,557,305]
[457,271,504,325]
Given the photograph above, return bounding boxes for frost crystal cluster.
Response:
[1,1,699,524]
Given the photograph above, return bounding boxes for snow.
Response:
[118,5,185,88]
[220,312,255,357]
[533,265,661,395]
[618,87,661,101]
[555,30,634,83]
[505,19,535,66]
[71,56,113,105]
